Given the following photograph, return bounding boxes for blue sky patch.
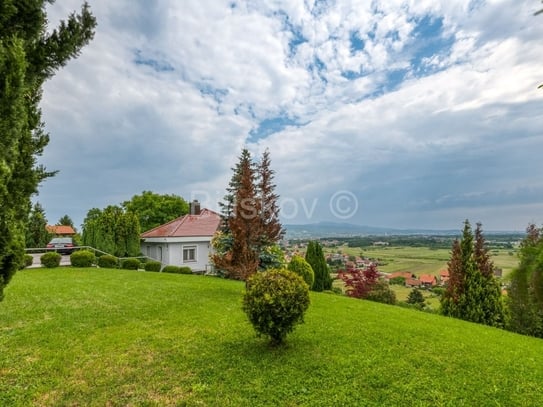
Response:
[249,115,301,141]
[386,69,408,90]
[199,84,229,105]
[133,49,174,72]
[350,31,365,53]
[410,15,454,75]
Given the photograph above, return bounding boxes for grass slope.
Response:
[1,268,542,406]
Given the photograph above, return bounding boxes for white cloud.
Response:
[38,0,543,229]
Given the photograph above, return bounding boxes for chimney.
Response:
[190,199,201,215]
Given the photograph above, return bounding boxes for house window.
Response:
[158,246,163,262]
[183,246,196,262]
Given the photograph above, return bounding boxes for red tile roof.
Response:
[47,225,76,235]
[387,271,413,280]
[420,274,437,285]
[439,270,450,277]
[141,208,221,238]
[405,278,421,287]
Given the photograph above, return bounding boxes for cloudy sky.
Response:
[39,0,543,231]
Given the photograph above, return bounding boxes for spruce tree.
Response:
[213,150,261,280]
[218,149,252,233]
[57,214,75,230]
[441,220,504,327]
[474,222,505,327]
[441,239,463,316]
[213,148,284,279]
[407,288,426,309]
[0,1,96,301]
[26,202,51,248]
[257,149,285,245]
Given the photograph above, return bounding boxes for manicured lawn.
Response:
[1,268,542,406]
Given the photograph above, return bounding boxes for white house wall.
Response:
[141,239,213,272]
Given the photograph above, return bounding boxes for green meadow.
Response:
[327,245,519,277]
[1,268,542,406]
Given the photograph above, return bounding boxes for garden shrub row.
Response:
[35,252,189,274]
[162,265,192,274]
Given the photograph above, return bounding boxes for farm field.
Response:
[1,267,543,406]
[325,245,519,278]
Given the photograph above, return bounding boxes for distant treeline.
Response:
[315,234,524,249]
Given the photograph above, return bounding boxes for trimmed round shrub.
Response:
[23,254,34,268]
[41,252,61,268]
[242,268,310,345]
[287,255,314,289]
[162,265,181,274]
[121,258,141,270]
[179,266,192,274]
[98,254,118,268]
[70,250,96,267]
[144,261,161,272]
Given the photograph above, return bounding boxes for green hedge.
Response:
[161,265,192,274]
[144,261,161,272]
[41,252,61,268]
[98,254,118,268]
[179,266,192,274]
[162,265,180,274]
[70,250,96,267]
[23,254,34,268]
[121,258,141,270]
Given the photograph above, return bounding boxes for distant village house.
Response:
[47,225,76,236]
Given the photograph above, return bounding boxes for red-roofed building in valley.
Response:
[420,274,437,288]
[439,270,450,286]
[386,271,414,281]
[47,225,76,236]
[140,201,221,273]
[405,278,421,288]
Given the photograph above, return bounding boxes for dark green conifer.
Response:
[0,1,96,301]
[441,220,504,327]
[305,241,332,291]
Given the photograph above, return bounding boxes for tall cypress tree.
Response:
[81,206,141,257]
[0,1,96,301]
[305,241,332,292]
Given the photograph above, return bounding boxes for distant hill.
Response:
[284,221,521,239]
